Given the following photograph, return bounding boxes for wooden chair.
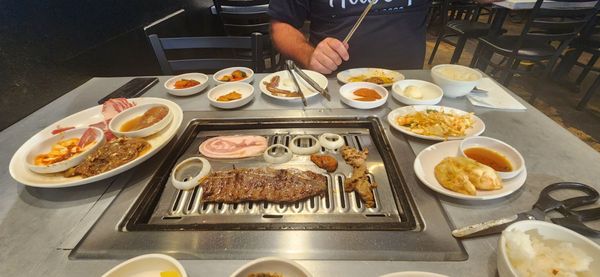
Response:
[148,32,265,75]
[428,0,493,64]
[470,0,600,101]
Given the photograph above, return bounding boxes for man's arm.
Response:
[271,20,349,74]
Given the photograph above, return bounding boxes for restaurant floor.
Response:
[2,26,599,152]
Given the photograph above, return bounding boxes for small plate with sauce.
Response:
[109,103,173,138]
[339,82,388,109]
[459,136,525,179]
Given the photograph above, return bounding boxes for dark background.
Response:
[0,0,223,131]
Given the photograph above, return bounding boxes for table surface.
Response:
[1,70,599,277]
[495,0,598,10]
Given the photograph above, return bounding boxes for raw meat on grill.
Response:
[199,167,327,203]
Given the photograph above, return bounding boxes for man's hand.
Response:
[308,38,350,74]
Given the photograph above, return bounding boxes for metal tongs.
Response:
[285,60,331,102]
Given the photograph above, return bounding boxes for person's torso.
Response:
[307,0,430,70]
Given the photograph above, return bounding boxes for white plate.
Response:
[380,272,448,277]
[164,73,209,96]
[9,97,183,188]
[387,105,485,141]
[414,140,527,200]
[208,82,255,109]
[102,253,187,277]
[339,82,388,109]
[230,257,312,277]
[391,79,443,105]
[337,68,404,87]
[213,67,254,85]
[260,70,327,102]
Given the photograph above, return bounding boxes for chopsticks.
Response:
[343,1,375,44]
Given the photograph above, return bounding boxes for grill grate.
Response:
[125,118,416,231]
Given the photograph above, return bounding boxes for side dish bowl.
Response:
[392,79,443,105]
[213,67,254,85]
[230,257,312,277]
[102,253,187,277]
[498,221,600,277]
[26,127,104,174]
[431,64,482,98]
[339,82,388,109]
[207,82,255,109]
[459,136,525,179]
[109,103,173,138]
[164,73,209,96]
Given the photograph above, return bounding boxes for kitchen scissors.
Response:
[452,182,600,239]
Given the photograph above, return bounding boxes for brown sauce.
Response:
[120,106,168,132]
[464,147,513,172]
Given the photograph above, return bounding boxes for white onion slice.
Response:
[263,144,292,164]
[289,135,320,155]
[171,157,211,190]
[318,133,344,150]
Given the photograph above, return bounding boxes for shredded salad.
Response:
[396,109,474,138]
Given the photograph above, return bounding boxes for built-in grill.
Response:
[125,117,416,231]
[71,110,466,261]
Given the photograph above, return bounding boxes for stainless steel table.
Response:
[1,70,599,276]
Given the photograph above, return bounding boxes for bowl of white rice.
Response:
[431,64,482,98]
[498,220,600,277]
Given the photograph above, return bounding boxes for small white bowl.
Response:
[213,67,254,85]
[164,73,209,96]
[459,136,525,180]
[339,82,388,109]
[207,83,255,109]
[109,103,173,138]
[431,64,482,98]
[102,253,187,277]
[26,127,104,174]
[230,257,312,277]
[498,221,600,277]
[392,79,443,105]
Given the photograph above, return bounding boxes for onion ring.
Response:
[318,133,344,150]
[171,157,211,190]
[263,144,292,164]
[289,135,321,155]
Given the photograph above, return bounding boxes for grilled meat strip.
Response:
[263,76,300,97]
[340,146,377,208]
[200,167,327,203]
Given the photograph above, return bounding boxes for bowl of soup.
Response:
[109,103,173,138]
[431,64,482,98]
[459,136,525,179]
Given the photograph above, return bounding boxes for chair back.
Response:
[148,33,265,75]
[213,0,270,36]
[440,0,484,24]
[516,0,600,52]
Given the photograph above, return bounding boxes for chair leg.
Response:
[577,73,600,110]
[450,36,468,64]
[576,53,598,86]
[500,58,518,86]
[553,48,583,80]
[470,42,483,68]
[428,31,446,65]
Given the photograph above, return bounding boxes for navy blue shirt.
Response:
[268,0,430,70]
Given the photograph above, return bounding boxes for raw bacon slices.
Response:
[77,128,98,148]
[199,135,268,159]
[102,98,135,122]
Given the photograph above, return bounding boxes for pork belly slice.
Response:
[199,167,327,203]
